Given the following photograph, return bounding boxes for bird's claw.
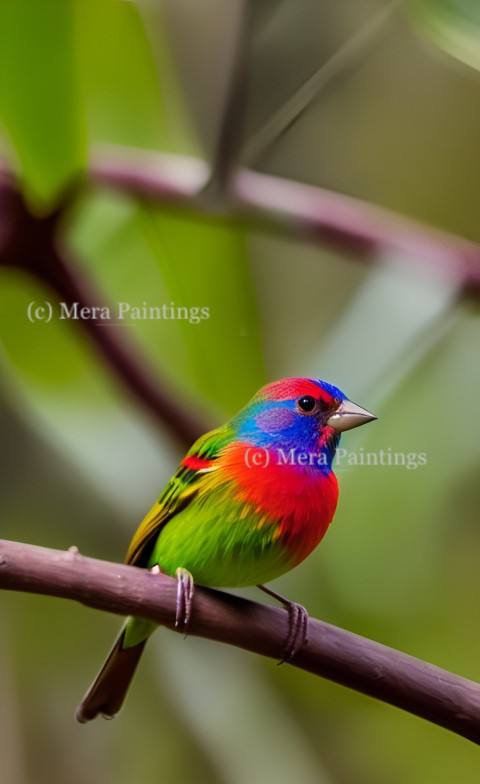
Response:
[175,567,195,628]
[257,584,309,662]
[280,601,308,662]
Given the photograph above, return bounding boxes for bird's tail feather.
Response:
[75,622,147,723]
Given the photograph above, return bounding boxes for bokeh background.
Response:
[1,1,480,782]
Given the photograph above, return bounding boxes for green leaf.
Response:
[0,268,110,398]
[408,0,480,71]
[74,0,198,154]
[68,192,266,416]
[140,208,266,414]
[0,0,86,210]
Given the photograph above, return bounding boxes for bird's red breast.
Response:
[216,441,339,567]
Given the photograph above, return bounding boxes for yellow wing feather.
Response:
[124,425,234,567]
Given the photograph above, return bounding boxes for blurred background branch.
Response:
[243,0,401,164]
[202,0,252,197]
[91,147,480,290]
[0,170,209,445]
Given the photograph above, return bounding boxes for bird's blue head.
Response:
[232,377,376,469]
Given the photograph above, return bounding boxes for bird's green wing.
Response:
[125,425,234,567]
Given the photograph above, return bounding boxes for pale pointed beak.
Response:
[327,400,377,432]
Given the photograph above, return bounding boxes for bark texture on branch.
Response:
[1,539,479,744]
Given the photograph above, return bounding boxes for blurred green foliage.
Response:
[0,0,86,209]
[408,0,480,71]
[1,2,480,783]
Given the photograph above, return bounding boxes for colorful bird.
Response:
[76,377,376,722]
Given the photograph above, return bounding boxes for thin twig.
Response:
[243,0,402,164]
[204,0,253,195]
[1,538,479,744]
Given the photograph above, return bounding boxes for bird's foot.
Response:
[257,584,309,662]
[175,567,195,628]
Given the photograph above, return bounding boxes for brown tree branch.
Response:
[1,538,479,744]
[90,147,480,292]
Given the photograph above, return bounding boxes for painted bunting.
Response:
[76,377,375,722]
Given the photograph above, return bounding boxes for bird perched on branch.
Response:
[76,377,376,722]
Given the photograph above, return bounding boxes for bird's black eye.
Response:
[296,395,317,414]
